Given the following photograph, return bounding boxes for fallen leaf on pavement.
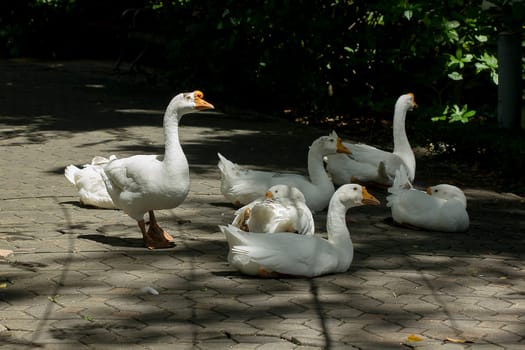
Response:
[407,334,424,342]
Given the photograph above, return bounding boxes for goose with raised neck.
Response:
[326,93,417,187]
[101,91,214,249]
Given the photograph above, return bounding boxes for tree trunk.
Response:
[497,31,522,129]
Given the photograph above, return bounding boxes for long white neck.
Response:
[162,105,188,172]
[326,196,353,263]
[307,145,333,188]
[392,101,415,180]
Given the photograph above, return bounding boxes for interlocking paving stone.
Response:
[1,60,524,349]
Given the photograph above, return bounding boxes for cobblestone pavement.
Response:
[1,60,524,349]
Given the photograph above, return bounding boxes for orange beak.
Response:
[336,138,351,155]
[426,187,432,195]
[361,186,380,205]
[194,90,214,110]
[265,191,273,200]
[408,92,418,109]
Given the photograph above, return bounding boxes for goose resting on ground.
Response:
[218,132,351,212]
[386,165,469,232]
[326,93,417,187]
[232,184,315,235]
[101,91,214,249]
[220,184,380,278]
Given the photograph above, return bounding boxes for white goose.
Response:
[220,184,380,278]
[101,91,214,249]
[232,184,315,236]
[64,155,117,209]
[218,132,351,212]
[386,165,469,232]
[326,93,417,187]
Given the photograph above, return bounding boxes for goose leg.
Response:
[147,211,175,243]
[137,217,174,250]
[138,220,158,250]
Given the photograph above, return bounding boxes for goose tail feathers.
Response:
[386,165,412,207]
[64,165,80,184]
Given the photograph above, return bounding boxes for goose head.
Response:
[397,93,418,112]
[426,184,467,208]
[265,184,306,203]
[167,90,214,118]
[337,184,381,208]
[311,132,351,156]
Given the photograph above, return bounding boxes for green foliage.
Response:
[0,0,523,121]
[475,52,499,85]
[432,104,477,124]
[0,0,523,190]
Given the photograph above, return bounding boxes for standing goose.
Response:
[218,132,351,212]
[326,93,417,187]
[386,165,469,232]
[220,184,380,278]
[101,91,214,249]
[232,184,315,236]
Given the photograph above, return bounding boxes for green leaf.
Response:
[447,29,459,42]
[491,72,499,85]
[475,62,489,72]
[448,71,463,80]
[475,35,488,42]
[446,20,460,29]
[464,110,476,118]
[404,10,413,20]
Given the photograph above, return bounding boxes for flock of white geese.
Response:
[64,91,469,278]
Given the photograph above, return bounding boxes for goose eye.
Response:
[434,189,439,192]
[353,186,358,191]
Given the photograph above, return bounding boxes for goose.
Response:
[219,184,380,278]
[101,91,214,249]
[218,132,351,212]
[232,184,315,235]
[326,93,417,187]
[64,155,117,209]
[386,165,469,232]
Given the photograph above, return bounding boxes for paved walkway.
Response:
[1,59,524,349]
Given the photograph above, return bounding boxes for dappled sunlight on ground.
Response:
[1,59,523,349]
